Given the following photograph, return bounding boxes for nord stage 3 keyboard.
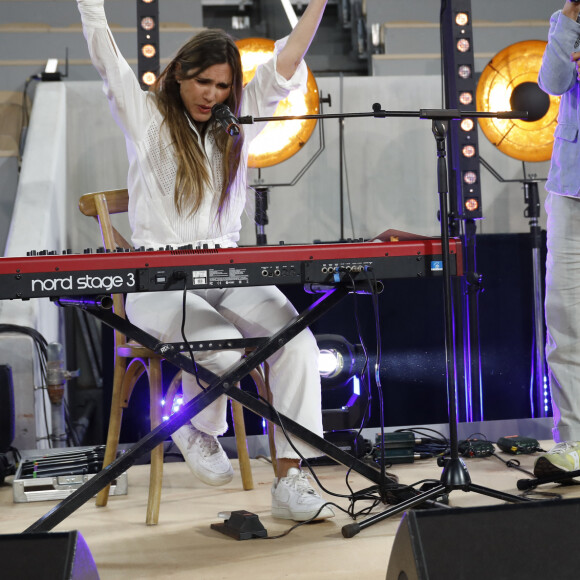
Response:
[0,238,462,300]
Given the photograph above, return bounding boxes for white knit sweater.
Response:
[77,0,307,249]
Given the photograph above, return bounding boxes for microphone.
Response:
[212,103,240,136]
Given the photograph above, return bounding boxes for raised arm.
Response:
[77,0,150,141]
[539,4,580,96]
[275,0,327,80]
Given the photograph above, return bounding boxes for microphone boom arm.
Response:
[237,107,528,125]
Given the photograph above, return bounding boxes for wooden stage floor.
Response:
[2,438,580,579]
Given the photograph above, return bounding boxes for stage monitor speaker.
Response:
[0,531,100,579]
[386,498,580,580]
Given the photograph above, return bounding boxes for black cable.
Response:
[363,267,388,500]
[0,324,53,448]
[327,271,394,516]
[245,394,385,537]
[254,383,393,521]
[0,324,48,349]
[63,397,81,447]
[179,281,207,393]
[491,452,536,478]
[255,272,404,526]
[396,426,449,445]
[348,274,371,416]
[336,276,375,505]
[170,272,400,532]
[463,431,489,441]
[336,268,405,517]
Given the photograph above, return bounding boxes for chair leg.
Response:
[95,355,127,508]
[232,392,254,491]
[146,358,164,525]
[251,364,277,478]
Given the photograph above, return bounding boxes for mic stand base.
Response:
[342,457,530,538]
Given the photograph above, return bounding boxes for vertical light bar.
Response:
[442,1,482,221]
[137,0,160,90]
[441,0,483,425]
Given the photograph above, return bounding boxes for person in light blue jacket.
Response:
[535,1,580,478]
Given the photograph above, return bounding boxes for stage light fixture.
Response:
[476,40,559,162]
[459,91,473,106]
[142,72,157,86]
[464,197,479,212]
[141,44,156,58]
[140,17,156,31]
[463,171,477,185]
[462,144,476,158]
[236,37,320,169]
[442,0,482,225]
[319,349,343,378]
[315,334,369,433]
[137,0,159,91]
[316,334,366,390]
[460,118,474,132]
[456,38,470,53]
[458,65,472,79]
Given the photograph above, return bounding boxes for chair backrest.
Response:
[78,189,131,329]
[78,189,132,251]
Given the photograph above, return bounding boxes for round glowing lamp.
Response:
[236,37,320,168]
[476,40,559,162]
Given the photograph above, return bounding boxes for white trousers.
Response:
[545,192,580,442]
[125,286,323,459]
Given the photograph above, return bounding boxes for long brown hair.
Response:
[153,30,244,217]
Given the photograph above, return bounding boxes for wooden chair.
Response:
[79,189,277,525]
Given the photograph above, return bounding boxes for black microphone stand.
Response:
[341,110,534,538]
[240,106,533,537]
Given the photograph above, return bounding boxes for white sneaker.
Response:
[271,467,335,521]
[533,441,580,480]
[171,423,234,486]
